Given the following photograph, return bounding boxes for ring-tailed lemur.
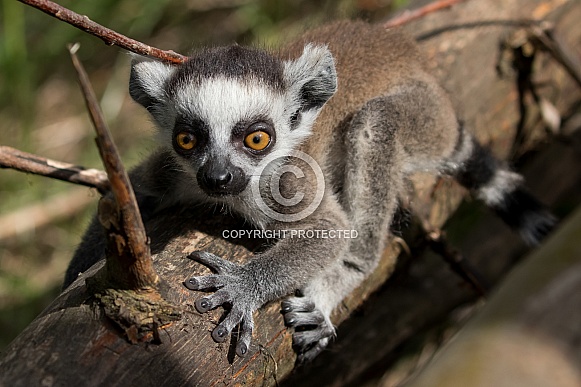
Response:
[66,20,556,362]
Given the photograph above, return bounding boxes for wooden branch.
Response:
[427,229,490,296]
[0,145,109,193]
[384,0,468,29]
[18,0,187,63]
[17,0,468,66]
[531,24,581,88]
[69,43,157,289]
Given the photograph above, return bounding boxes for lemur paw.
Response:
[281,296,335,363]
[184,251,258,357]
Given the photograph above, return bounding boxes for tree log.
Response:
[1,0,580,386]
[403,205,581,387]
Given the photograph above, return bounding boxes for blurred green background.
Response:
[0,0,407,350]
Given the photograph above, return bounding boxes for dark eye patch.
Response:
[231,116,272,138]
[174,115,208,133]
[172,115,210,155]
[230,117,276,156]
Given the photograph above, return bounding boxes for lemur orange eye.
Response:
[244,130,271,151]
[176,132,197,150]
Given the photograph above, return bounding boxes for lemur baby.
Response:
[66,20,555,362]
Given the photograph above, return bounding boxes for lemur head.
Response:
[129,44,336,200]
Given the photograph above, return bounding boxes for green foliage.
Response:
[393,0,411,10]
[1,0,33,129]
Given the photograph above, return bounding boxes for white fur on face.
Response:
[171,76,315,172]
[130,48,337,227]
[163,76,319,227]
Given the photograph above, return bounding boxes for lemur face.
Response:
[167,76,291,198]
[129,44,336,201]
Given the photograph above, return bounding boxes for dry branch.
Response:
[65,45,182,344]
[384,0,467,29]
[18,0,187,63]
[0,145,109,193]
[427,230,490,296]
[69,44,156,289]
[17,0,467,65]
[530,24,581,88]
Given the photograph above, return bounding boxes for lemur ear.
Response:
[129,56,177,110]
[284,44,337,111]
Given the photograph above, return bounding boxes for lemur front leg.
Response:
[283,96,409,362]
[184,197,349,357]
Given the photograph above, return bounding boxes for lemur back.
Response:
[284,21,441,152]
[66,20,556,362]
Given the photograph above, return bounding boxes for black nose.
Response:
[197,160,248,196]
[207,170,232,188]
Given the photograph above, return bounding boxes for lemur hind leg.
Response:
[283,81,460,363]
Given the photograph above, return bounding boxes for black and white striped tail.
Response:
[449,125,557,246]
[490,187,557,246]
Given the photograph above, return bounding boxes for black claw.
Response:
[295,341,327,364]
[184,278,199,290]
[212,327,228,343]
[195,298,211,313]
[187,251,202,260]
[285,317,296,326]
[237,342,248,356]
[281,303,292,313]
[281,299,315,313]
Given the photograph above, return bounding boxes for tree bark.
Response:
[1,0,580,386]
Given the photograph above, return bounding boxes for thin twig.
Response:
[384,0,468,29]
[0,145,109,193]
[69,43,158,289]
[427,230,490,297]
[530,24,581,89]
[18,0,187,64]
[18,0,469,63]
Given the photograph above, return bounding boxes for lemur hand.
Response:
[282,295,336,363]
[185,251,259,357]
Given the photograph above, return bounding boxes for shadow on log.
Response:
[1,0,580,385]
